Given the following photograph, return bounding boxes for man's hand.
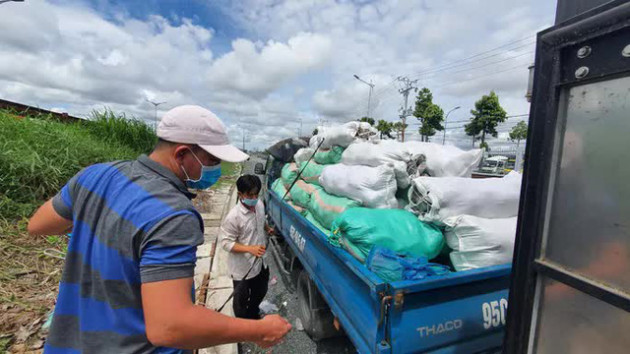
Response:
[248,245,266,257]
[265,225,275,236]
[254,315,292,348]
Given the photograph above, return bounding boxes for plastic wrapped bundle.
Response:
[329,208,445,262]
[407,172,522,224]
[394,141,483,177]
[289,180,321,208]
[341,142,424,189]
[271,179,289,199]
[319,164,397,209]
[443,215,517,271]
[294,147,315,165]
[280,163,299,187]
[313,146,345,165]
[310,122,361,149]
[299,161,325,186]
[366,247,451,282]
[305,211,329,235]
[288,201,306,215]
[308,188,360,230]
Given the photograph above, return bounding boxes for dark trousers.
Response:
[232,266,269,319]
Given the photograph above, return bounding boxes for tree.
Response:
[465,120,481,147]
[312,128,318,136]
[376,120,394,139]
[468,91,507,145]
[509,121,528,148]
[479,141,490,151]
[413,87,444,142]
[359,116,375,126]
[392,121,408,141]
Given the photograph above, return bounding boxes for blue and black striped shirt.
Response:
[46,155,204,353]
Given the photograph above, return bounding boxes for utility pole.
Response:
[354,74,375,118]
[396,76,418,142]
[443,106,461,145]
[145,99,166,131]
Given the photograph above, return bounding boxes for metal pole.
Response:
[367,80,373,118]
[354,75,375,118]
[443,106,461,145]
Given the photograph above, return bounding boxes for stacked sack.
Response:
[271,121,519,280]
[406,171,522,271]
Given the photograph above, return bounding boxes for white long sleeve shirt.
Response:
[219,200,267,280]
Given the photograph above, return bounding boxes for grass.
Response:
[0,109,155,220]
[0,109,155,350]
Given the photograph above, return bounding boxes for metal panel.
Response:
[532,277,630,353]
[268,190,389,354]
[543,76,630,292]
[389,274,510,353]
[505,1,630,353]
[556,0,613,24]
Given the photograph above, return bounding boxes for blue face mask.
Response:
[242,198,258,207]
[181,150,221,190]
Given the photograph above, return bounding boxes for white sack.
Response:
[319,164,398,209]
[340,141,426,189]
[310,122,360,149]
[294,148,315,165]
[382,140,483,177]
[443,215,517,271]
[407,173,522,224]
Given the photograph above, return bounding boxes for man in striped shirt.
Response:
[28,105,291,353]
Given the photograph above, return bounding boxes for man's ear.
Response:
[173,145,190,164]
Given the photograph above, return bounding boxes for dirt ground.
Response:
[0,218,65,353]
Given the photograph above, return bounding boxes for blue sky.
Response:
[0,0,556,149]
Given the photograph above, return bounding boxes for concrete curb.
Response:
[198,186,239,354]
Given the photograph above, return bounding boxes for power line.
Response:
[413,41,535,79]
[420,50,534,81]
[410,35,534,77]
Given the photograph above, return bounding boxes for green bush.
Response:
[0,110,154,220]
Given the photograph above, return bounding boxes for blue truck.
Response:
[257,158,511,353]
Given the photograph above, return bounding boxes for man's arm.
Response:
[27,199,73,236]
[220,213,265,257]
[142,277,290,349]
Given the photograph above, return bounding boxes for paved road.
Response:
[240,158,355,354]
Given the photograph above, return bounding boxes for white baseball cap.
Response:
[157,105,249,162]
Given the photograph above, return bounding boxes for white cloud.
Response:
[0,0,557,149]
[207,33,332,99]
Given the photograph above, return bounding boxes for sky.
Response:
[0,0,557,150]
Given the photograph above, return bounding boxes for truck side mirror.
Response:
[254,162,265,175]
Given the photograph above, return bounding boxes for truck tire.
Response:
[297,270,340,341]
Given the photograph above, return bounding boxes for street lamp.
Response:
[0,0,24,4]
[353,74,375,119]
[443,106,461,145]
[145,99,166,131]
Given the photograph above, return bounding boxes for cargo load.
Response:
[309,188,361,230]
[329,208,445,262]
[406,172,522,224]
[319,163,397,209]
[443,215,517,271]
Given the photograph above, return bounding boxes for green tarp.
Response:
[313,146,345,165]
[305,211,330,236]
[299,161,325,186]
[309,188,360,230]
[271,179,289,199]
[281,163,299,187]
[330,208,445,262]
[289,180,321,208]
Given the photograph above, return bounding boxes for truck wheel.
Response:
[297,270,341,341]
